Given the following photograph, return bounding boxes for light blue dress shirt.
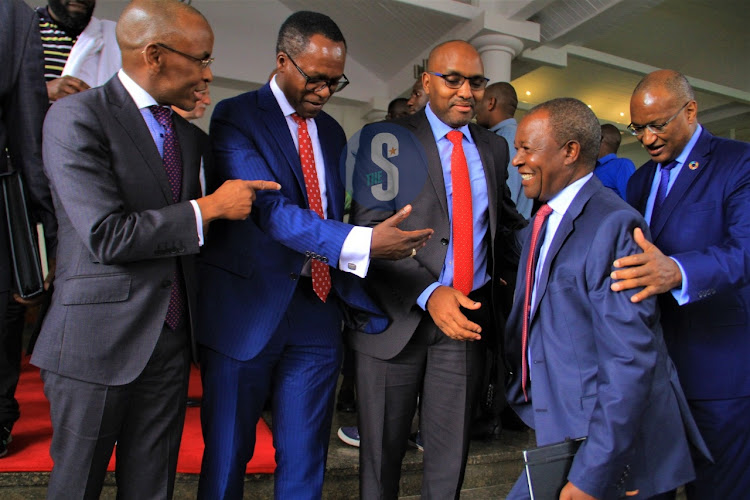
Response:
[643,125,703,305]
[416,104,490,310]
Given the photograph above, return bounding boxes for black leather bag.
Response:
[0,167,44,299]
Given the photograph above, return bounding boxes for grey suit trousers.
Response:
[355,311,484,500]
[42,325,190,500]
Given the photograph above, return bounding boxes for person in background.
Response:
[37,0,121,102]
[174,87,212,196]
[32,1,275,496]
[505,97,709,500]
[475,81,532,220]
[0,0,58,460]
[612,69,750,499]
[385,97,410,120]
[594,123,635,200]
[406,77,429,114]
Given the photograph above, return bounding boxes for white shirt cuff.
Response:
[338,226,372,278]
[669,256,689,305]
[190,199,204,246]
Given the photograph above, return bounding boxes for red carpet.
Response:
[0,358,276,474]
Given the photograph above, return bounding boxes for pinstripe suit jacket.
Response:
[197,83,386,361]
[31,75,203,385]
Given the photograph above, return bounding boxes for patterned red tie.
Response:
[149,105,185,330]
[292,113,331,302]
[521,204,553,401]
[447,130,473,296]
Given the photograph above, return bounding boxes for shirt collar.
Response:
[489,117,516,134]
[664,124,703,169]
[118,69,160,110]
[547,173,594,217]
[425,102,474,145]
[597,153,617,165]
[270,75,297,119]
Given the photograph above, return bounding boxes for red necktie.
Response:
[447,130,473,296]
[521,204,553,401]
[292,113,331,302]
[149,105,185,330]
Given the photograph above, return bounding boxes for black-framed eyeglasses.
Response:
[427,71,489,91]
[284,52,349,94]
[627,101,689,137]
[156,42,214,69]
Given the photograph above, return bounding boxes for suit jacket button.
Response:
[289,273,298,281]
[441,238,449,245]
[162,279,172,288]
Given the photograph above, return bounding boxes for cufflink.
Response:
[348,263,357,270]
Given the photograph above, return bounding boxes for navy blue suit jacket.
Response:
[197,83,386,361]
[506,177,708,499]
[626,128,750,400]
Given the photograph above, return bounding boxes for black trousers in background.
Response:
[0,290,24,428]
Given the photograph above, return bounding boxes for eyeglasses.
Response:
[156,43,214,69]
[284,52,349,94]
[427,72,489,91]
[627,101,689,137]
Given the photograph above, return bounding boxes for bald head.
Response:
[475,81,517,128]
[116,0,214,110]
[633,69,694,103]
[117,0,209,54]
[630,69,698,165]
[423,40,485,128]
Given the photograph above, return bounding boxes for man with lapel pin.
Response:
[612,69,750,499]
[32,0,276,497]
[504,97,708,500]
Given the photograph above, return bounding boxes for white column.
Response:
[471,34,524,84]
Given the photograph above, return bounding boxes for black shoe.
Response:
[0,425,12,458]
[336,376,357,413]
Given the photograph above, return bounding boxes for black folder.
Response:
[523,437,586,500]
[1,168,45,299]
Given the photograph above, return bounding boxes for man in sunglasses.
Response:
[196,10,432,499]
[348,40,525,499]
[611,69,750,498]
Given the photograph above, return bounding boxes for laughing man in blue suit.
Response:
[505,98,709,500]
[196,11,432,500]
[612,69,750,499]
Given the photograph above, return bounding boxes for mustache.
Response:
[450,97,475,107]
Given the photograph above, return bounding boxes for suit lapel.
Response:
[629,163,656,215]
[106,77,174,204]
[649,129,712,240]
[530,176,598,320]
[257,85,308,206]
[470,123,498,242]
[411,111,448,215]
[317,121,343,221]
[174,117,199,201]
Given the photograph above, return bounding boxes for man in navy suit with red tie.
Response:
[612,69,750,499]
[505,98,708,500]
[196,11,432,499]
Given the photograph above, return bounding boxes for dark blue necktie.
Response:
[651,160,678,218]
[149,105,185,330]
